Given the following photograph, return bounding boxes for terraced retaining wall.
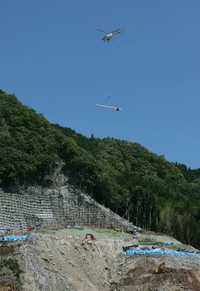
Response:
[0,185,136,232]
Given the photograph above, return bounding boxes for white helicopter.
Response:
[96,104,122,111]
[97,28,122,43]
[96,97,122,112]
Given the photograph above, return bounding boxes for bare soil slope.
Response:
[17,229,200,291]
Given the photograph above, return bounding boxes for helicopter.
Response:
[96,104,122,112]
[96,96,122,111]
[97,28,122,43]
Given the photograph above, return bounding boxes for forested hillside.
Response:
[0,90,200,247]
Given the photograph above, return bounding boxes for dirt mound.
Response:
[0,281,17,291]
[111,258,200,291]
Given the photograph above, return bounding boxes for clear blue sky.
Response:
[1,0,200,168]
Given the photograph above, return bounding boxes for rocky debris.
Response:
[110,256,200,291]
[10,229,200,291]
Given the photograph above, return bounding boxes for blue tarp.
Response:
[161,242,174,246]
[0,234,31,242]
[126,249,200,257]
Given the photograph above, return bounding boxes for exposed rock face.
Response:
[16,231,200,291]
[0,185,136,232]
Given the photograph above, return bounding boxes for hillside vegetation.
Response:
[0,90,200,247]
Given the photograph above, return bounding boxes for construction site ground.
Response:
[1,227,200,291]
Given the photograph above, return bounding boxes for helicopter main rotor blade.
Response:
[96,29,107,34]
[113,28,126,36]
[112,29,121,34]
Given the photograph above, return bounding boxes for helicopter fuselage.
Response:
[102,33,113,42]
